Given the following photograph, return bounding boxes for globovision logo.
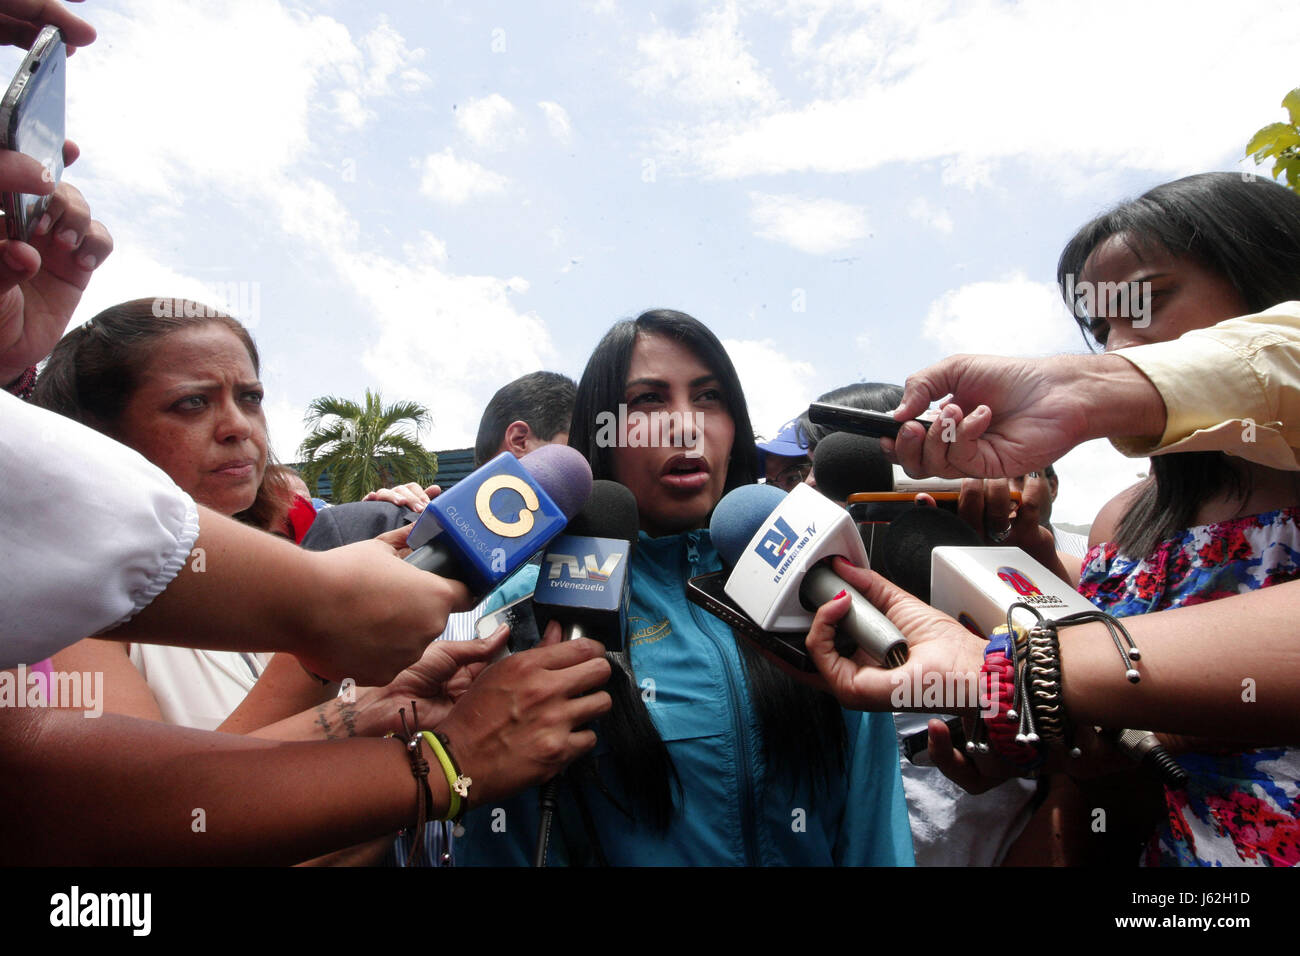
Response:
[474,474,538,538]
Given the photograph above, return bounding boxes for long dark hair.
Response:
[568,309,847,829]
[33,297,289,527]
[1056,174,1300,556]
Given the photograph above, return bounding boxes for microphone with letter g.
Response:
[404,444,593,599]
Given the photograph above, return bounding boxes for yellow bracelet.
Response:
[421,731,464,821]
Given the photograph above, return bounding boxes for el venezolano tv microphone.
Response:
[711,482,908,668]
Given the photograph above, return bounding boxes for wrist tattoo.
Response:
[314,699,361,740]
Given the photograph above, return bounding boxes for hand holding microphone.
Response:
[709,482,909,669]
[403,444,593,599]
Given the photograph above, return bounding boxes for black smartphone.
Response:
[0,26,65,241]
[902,717,967,766]
[807,402,932,440]
[686,571,859,672]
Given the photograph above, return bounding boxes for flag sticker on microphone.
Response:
[755,515,800,568]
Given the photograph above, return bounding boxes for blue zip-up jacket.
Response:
[457,528,915,866]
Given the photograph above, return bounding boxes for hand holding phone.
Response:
[0,25,65,241]
[808,401,933,440]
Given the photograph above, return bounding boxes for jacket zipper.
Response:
[684,534,761,866]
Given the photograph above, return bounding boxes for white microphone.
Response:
[710,483,908,667]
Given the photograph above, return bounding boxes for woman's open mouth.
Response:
[660,454,710,490]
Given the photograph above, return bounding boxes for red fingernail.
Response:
[833,590,847,600]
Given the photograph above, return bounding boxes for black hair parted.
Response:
[567,309,845,831]
[473,370,577,466]
[1057,172,1300,348]
[568,309,759,493]
[1055,172,1300,557]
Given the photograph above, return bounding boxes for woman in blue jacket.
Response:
[458,309,913,865]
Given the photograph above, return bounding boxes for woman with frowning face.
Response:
[35,299,313,733]
[456,309,914,867]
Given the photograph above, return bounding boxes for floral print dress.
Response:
[1078,508,1300,866]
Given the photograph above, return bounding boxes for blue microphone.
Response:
[405,445,592,598]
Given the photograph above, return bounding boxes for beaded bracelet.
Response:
[971,603,1141,771]
[4,366,36,401]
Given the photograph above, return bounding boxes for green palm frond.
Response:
[297,388,438,502]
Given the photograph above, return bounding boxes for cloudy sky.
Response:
[18,0,1299,524]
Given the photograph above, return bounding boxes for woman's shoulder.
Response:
[1089,479,1149,549]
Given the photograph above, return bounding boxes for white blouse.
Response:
[1,390,200,666]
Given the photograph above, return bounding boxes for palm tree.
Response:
[298,389,438,502]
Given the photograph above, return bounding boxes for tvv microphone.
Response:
[533,480,638,651]
[404,445,593,599]
[710,483,908,668]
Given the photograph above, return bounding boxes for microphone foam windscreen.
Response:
[813,431,894,501]
[566,479,640,548]
[709,483,787,566]
[880,505,982,603]
[519,445,594,519]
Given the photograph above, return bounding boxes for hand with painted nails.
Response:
[804,556,986,713]
[0,173,112,385]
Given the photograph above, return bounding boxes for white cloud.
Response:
[723,336,819,442]
[330,18,432,129]
[1051,439,1148,529]
[539,100,573,142]
[456,93,523,149]
[630,1,779,113]
[635,0,1300,185]
[64,2,552,453]
[749,192,868,254]
[67,1,426,195]
[921,272,1084,356]
[418,148,510,204]
[906,197,953,234]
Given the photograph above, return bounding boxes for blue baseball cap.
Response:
[756,417,808,459]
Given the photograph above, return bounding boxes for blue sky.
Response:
[15,0,1299,524]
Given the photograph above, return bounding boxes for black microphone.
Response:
[811,431,893,502]
[530,480,638,867]
[532,480,638,651]
[878,505,981,602]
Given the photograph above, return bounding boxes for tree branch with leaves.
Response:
[1246,88,1300,193]
[298,389,438,502]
